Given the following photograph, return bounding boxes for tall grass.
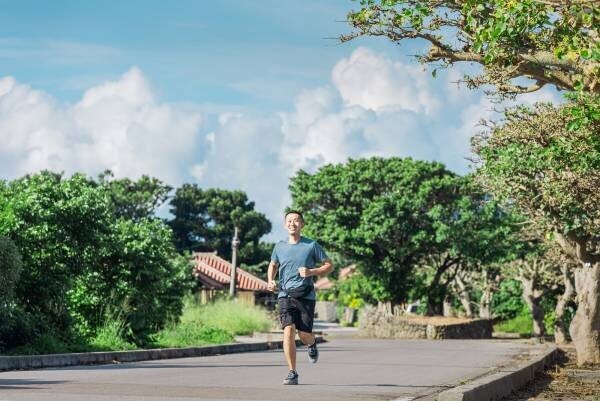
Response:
[182,298,273,335]
[90,313,137,351]
[151,297,273,348]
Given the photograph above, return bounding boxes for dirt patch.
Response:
[397,315,473,326]
[502,345,600,401]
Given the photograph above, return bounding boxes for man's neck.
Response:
[288,233,301,244]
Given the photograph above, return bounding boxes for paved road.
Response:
[0,338,535,401]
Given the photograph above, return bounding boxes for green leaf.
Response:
[579,49,591,60]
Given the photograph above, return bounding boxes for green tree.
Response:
[419,177,525,315]
[0,236,27,350]
[290,157,519,308]
[69,219,194,341]
[342,0,599,94]
[290,157,454,304]
[168,185,272,266]
[0,237,22,307]
[0,171,113,334]
[474,100,600,364]
[96,170,172,221]
[0,171,193,345]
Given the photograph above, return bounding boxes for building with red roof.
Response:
[193,252,273,306]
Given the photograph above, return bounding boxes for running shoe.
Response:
[283,369,298,385]
[308,341,319,363]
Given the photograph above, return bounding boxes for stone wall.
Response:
[359,305,493,340]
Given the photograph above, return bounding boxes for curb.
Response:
[437,344,558,401]
[0,336,325,372]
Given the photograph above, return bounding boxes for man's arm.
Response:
[298,259,333,278]
[267,261,278,292]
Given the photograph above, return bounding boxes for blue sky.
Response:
[0,1,402,107]
[0,1,559,240]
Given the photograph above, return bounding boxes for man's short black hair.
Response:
[285,210,304,221]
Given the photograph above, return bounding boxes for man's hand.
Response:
[267,280,277,292]
[298,267,312,278]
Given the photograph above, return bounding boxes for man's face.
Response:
[285,213,304,235]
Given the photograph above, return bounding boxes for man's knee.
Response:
[283,324,296,336]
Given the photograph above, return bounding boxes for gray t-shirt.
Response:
[270,236,328,300]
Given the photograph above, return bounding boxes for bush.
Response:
[1,171,194,346]
[0,236,22,304]
[2,172,114,335]
[0,305,41,352]
[491,279,525,320]
[336,271,387,309]
[68,220,195,342]
[89,308,136,351]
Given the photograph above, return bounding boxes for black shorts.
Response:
[278,297,316,333]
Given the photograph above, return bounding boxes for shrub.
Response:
[491,279,525,320]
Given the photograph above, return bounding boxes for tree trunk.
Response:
[569,264,600,365]
[479,274,494,319]
[455,274,474,318]
[521,276,546,338]
[427,267,446,316]
[554,263,574,345]
[479,289,493,319]
[443,295,453,317]
[426,256,458,316]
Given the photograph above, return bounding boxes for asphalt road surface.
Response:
[0,338,534,401]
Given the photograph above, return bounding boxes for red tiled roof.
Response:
[193,252,268,292]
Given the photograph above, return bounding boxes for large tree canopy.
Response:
[474,100,600,265]
[168,185,272,266]
[96,170,172,221]
[0,171,192,345]
[290,157,521,306]
[474,99,600,364]
[342,0,599,94]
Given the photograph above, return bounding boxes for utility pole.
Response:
[229,226,240,297]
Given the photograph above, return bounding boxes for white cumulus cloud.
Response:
[0,67,203,184]
[332,47,439,115]
[0,48,565,242]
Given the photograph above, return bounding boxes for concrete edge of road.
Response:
[0,336,325,372]
[436,344,558,401]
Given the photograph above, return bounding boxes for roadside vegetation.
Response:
[4,298,273,355]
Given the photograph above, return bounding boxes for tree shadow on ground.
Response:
[0,378,68,390]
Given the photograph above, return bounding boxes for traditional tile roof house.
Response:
[192,252,273,306]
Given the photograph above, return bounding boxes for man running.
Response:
[267,210,333,385]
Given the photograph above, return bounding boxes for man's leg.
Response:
[283,324,297,371]
[297,330,315,346]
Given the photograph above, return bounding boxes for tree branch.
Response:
[554,231,600,266]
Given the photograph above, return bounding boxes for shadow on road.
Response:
[298,383,452,389]
[0,378,68,390]
[44,362,288,371]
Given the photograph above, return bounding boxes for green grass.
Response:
[494,308,555,335]
[494,312,533,335]
[151,297,273,348]
[151,322,233,348]
[189,298,273,335]
[90,315,137,351]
